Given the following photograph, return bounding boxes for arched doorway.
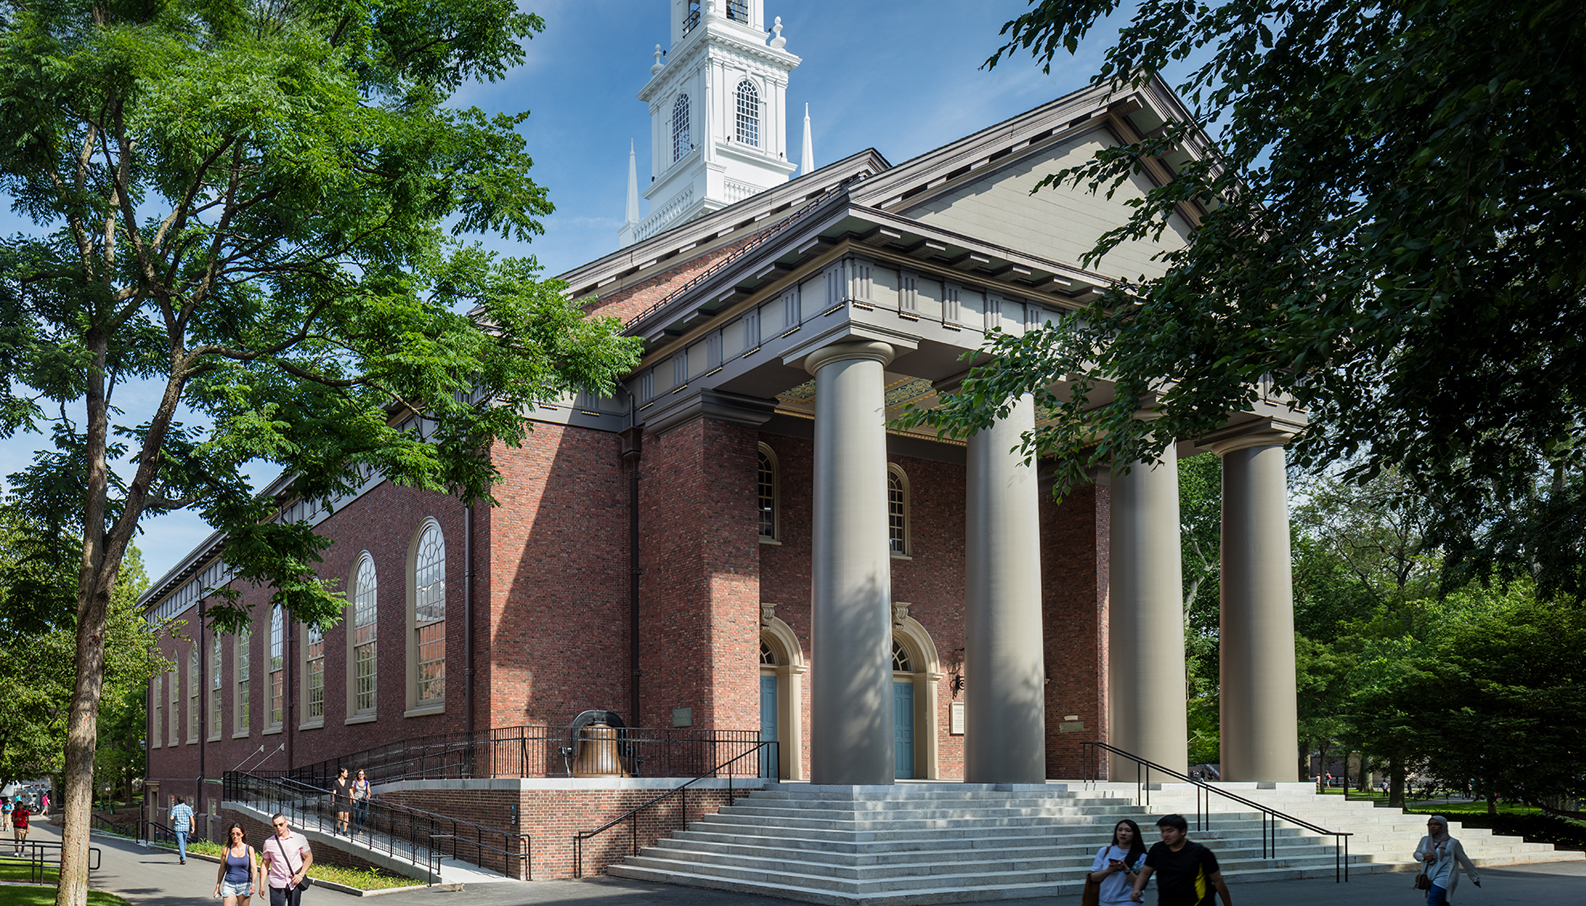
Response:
[758,613,806,779]
[891,610,944,779]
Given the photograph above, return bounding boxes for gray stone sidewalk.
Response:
[32,817,1586,905]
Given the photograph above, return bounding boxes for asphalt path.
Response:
[27,817,1586,905]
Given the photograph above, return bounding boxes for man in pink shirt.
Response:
[260,813,313,905]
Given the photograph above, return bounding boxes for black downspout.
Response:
[464,503,475,744]
[198,606,206,839]
[621,420,643,726]
[284,614,293,773]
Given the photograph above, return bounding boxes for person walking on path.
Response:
[331,767,352,836]
[10,799,29,855]
[213,822,261,906]
[1088,818,1149,906]
[1415,816,1481,905]
[262,812,314,906]
[351,770,372,832]
[1131,814,1233,905]
[2,795,12,833]
[39,791,49,817]
[169,796,195,864]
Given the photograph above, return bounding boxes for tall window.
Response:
[672,94,691,161]
[413,523,446,707]
[887,464,910,556]
[305,622,325,722]
[352,554,378,716]
[757,443,779,541]
[210,634,222,738]
[735,80,759,146]
[235,633,250,733]
[188,642,200,742]
[725,0,747,21]
[151,674,161,748]
[268,604,284,728]
[168,663,180,746]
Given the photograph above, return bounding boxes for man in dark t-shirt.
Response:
[1131,813,1233,905]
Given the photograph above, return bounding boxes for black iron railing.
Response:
[224,771,530,881]
[0,840,101,884]
[288,725,768,788]
[572,740,776,877]
[90,814,136,838]
[142,820,178,848]
[1083,741,1353,882]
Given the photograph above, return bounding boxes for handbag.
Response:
[1413,869,1431,890]
[1080,875,1102,906]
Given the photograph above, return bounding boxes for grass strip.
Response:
[0,888,129,906]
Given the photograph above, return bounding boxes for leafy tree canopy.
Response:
[915,0,1586,598]
[0,3,641,901]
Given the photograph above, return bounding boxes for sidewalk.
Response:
[32,817,1586,905]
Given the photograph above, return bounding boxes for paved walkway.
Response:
[30,818,1586,905]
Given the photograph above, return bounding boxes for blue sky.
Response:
[3,1,1151,585]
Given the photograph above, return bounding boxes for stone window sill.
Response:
[404,704,445,719]
[345,713,378,726]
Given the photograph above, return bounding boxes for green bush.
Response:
[1410,810,1586,849]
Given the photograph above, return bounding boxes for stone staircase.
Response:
[604,781,1581,905]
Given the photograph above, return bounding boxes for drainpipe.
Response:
[618,385,643,725]
[198,604,206,834]
[464,502,475,741]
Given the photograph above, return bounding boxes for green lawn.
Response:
[0,861,61,884]
[0,889,128,906]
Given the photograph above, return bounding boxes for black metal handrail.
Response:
[287,725,767,788]
[0,840,101,884]
[1083,741,1352,882]
[572,740,777,878]
[90,814,136,838]
[224,771,532,882]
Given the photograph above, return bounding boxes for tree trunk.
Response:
[1357,749,1368,792]
[56,577,113,906]
[1487,791,1498,816]
[1389,756,1405,809]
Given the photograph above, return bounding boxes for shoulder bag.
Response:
[271,835,315,891]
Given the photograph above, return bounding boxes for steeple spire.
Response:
[625,140,640,225]
[800,103,814,177]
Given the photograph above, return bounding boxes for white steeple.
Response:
[619,141,641,247]
[623,0,800,246]
[800,103,813,177]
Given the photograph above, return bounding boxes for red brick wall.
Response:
[637,418,761,733]
[1041,481,1111,778]
[483,426,630,728]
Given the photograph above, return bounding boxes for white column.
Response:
[1213,433,1299,782]
[1108,442,1189,778]
[964,393,1046,783]
[806,340,896,785]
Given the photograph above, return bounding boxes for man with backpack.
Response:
[1130,814,1233,905]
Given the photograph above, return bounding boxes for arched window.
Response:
[892,639,912,673]
[736,80,759,147]
[235,633,251,733]
[410,521,447,709]
[350,553,378,718]
[672,94,691,162]
[188,642,200,742]
[209,633,223,739]
[760,641,776,665]
[757,443,779,542]
[887,464,910,556]
[303,620,325,723]
[267,603,285,729]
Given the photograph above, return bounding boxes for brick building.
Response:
[141,1,1306,880]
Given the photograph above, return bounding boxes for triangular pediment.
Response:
[899,129,1191,280]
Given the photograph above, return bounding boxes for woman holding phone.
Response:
[1087,818,1148,906]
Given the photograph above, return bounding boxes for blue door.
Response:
[894,680,914,779]
[760,675,778,777]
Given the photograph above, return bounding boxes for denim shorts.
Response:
[219,879,252,898]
